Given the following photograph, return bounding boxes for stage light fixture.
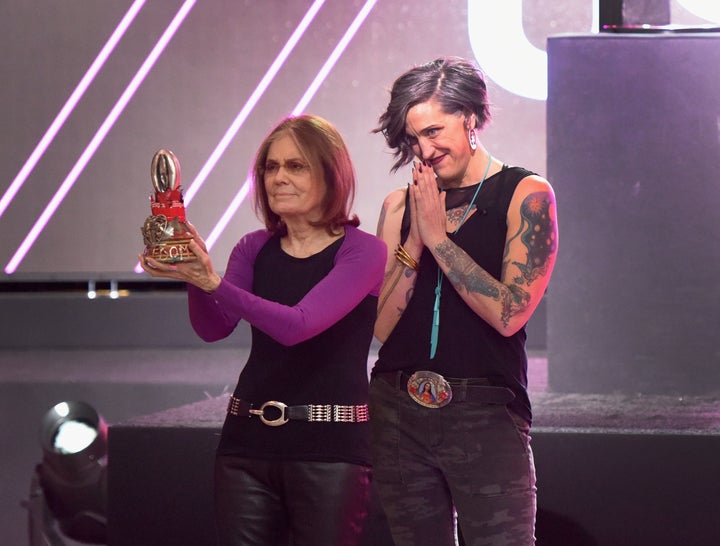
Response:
[27,401,108,545]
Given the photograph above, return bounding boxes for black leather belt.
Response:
[374,371,515,405]
[227,396,369,426]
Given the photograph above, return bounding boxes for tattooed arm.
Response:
[374,187,423,342]
[425,175,558,336]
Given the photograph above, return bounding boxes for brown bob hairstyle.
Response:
[252,114,360,234]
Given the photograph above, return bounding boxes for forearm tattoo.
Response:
[378,259,415,317]
[435,241,499,298]
[402,268,415,309]
[377,260,400,315]
[377,193,417,320]
[376,205,387,237]
[434,191,555,328]
[435,240,531,328]
[501,285,531,328]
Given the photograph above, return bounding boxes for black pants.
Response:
[214,455,372,546]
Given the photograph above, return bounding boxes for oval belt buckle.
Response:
[249,401,288,426]
[407,371,452,408]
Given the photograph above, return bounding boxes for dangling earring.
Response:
[468,128,477,151]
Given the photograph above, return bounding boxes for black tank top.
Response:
[374,166,535,423]
[218,234,376,465]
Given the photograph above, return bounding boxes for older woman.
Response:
[370,57,558,545]
[141,114,386,546]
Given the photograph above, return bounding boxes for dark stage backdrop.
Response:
[0,1,711,281]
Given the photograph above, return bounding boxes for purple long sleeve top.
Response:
[188,225,386,465]
[188,225,385,345]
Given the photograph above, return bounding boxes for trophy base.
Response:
[144,239,197,264]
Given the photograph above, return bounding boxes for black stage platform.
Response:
[105,352,720,546]
[2,278,718,545]
[3,345,719,545]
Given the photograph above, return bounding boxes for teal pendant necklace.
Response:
[430,153,492,359]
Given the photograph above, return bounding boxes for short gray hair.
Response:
[374,57,491,172]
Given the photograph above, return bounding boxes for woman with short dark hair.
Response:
[370,57,558,545]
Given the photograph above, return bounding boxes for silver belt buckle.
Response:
[249,401,289,426]
[407,371,452,408]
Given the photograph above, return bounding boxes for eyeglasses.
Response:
[263,159,310,177]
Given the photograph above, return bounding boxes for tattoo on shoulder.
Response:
[507,191,557,286]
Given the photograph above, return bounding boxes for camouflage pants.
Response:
[369,375,536,546]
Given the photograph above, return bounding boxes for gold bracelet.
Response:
[394,244,419,271]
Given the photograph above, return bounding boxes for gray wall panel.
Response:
[546,34,720,393]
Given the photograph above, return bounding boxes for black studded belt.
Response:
[227,396,369,426]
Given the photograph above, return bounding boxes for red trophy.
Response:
[141,149,196,263]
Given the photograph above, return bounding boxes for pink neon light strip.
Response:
[0,0,146,221]
[292,0,378,115]
[203,0,378,251]
[182,0,326,206]
[6,0,197,275]
[134,0,327,273]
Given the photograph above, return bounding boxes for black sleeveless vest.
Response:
[374,166,535,423]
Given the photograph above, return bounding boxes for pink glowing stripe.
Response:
[182,0,326,206]
[292,0,378,115]
[204,179,252,249]
[0,0,146,220]
[6,0,197,275]
[134,0,326,273]
[203,0,378,251]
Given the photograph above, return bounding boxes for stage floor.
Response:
[4,348,719,546]
[104,350,720,546]
[3,347,719,433]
